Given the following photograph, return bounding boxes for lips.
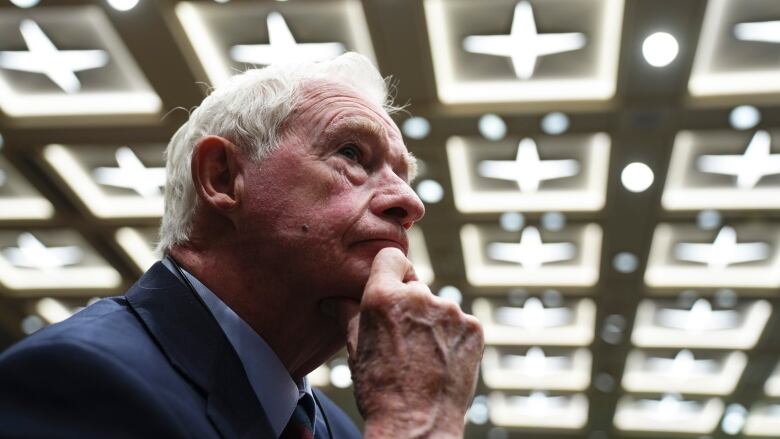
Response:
[350,230,409,255]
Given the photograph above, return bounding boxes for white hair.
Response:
[157,52,399,255]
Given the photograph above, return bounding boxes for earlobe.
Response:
[191,135,244,215]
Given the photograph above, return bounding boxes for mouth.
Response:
[350,235,409,256]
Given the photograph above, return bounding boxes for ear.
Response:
[191,135,244,215]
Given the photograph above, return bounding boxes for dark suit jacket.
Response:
[0,262,362,439]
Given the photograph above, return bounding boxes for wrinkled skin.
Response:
[333,248,484,439]
[174,80,484,438]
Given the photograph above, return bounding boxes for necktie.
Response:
[280,393,315,439]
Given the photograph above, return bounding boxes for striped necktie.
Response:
[280,393,315,439]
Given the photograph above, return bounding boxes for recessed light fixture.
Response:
[415,179,444,204]
[696,210,721,230]
[107,0,140,11]
[499,212,525,232]
[437,285,463,305]
[541,112,570,135]
[402,116,431,140]
[9,0,40,7]
[541,212,566,231]
[621,162,654,193]
[329,363,352,388]
[612,252,638,273]
[642,32,679,67]
[478,114,507,141]
[729,105,760,130]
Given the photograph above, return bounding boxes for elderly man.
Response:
[0,53,484,438]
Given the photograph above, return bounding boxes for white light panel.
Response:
[663,130,780,210]
[43,143,165,219]
[424,0,623,104]
[645,223,780,288]
[408,226,434,285]
[0,156,53,220]
[115,227,159,273]
[447,134,610,213]
[473,297,595,346]
[631,298,771,349]
[0,230,121,293]
[0,6,161,119]
[175,1,375,87]
[614,394,724,434]
[462,223,602,287]
[744,403,780,437]
[764,361,780,397]
[489,391,588,430]
[622,349,747,395]
[482,346,592,391]
[689,0,780,97]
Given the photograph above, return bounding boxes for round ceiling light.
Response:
[621,162,654,193]
[642,32,679,67]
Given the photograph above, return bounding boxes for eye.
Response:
[338,143,361,162]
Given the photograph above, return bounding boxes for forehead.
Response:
[291,81,399,137]
[284,81,416,177]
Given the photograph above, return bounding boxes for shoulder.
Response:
[3,297,157,366]
[314,389,362,439]
[0,298,188,437]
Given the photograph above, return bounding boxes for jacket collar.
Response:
[126,261,275,439]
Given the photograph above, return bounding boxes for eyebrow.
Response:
[322,118,418,182]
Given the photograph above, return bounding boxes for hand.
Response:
[332,248,484,439]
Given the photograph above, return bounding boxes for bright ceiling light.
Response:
[696,210,721,230]
[478,138,580,192]
[462,1,586,80]
[2,233,82,270]
[230,12,345,66]
[467,395,490,425]
[92,147,166,198]
[9,0,39,7]
[35,297,73,324]
[721,404,747,435]
[612,251,638,273]
[674,226,769,270]
[541,112,570,135]
[21,315,44,335]
[621,162,654,192]
[729,105,761,130]
[106,0,140,11]
[437,285,462,305]
[487,226,576,270]
[415,179,444,204]
[0,20,110,94]
[499,212,525,232]
[734,20,780,44]
[402,116,431,140]
[478,114,507,141]
[329,363,352,388]
[697,131,780,190]
[642,32,679,67]
[541,212,566,231]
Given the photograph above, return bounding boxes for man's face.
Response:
[235,81,425,302]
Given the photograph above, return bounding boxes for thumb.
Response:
[320,298,361,358]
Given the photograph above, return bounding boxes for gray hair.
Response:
[157,52,399,255]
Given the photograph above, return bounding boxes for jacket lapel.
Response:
[126,262,275,439]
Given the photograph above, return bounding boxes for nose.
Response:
[370,176,425,228]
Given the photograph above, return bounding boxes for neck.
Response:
[169,242,344,380]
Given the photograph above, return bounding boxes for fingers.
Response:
[366,248,417,293]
